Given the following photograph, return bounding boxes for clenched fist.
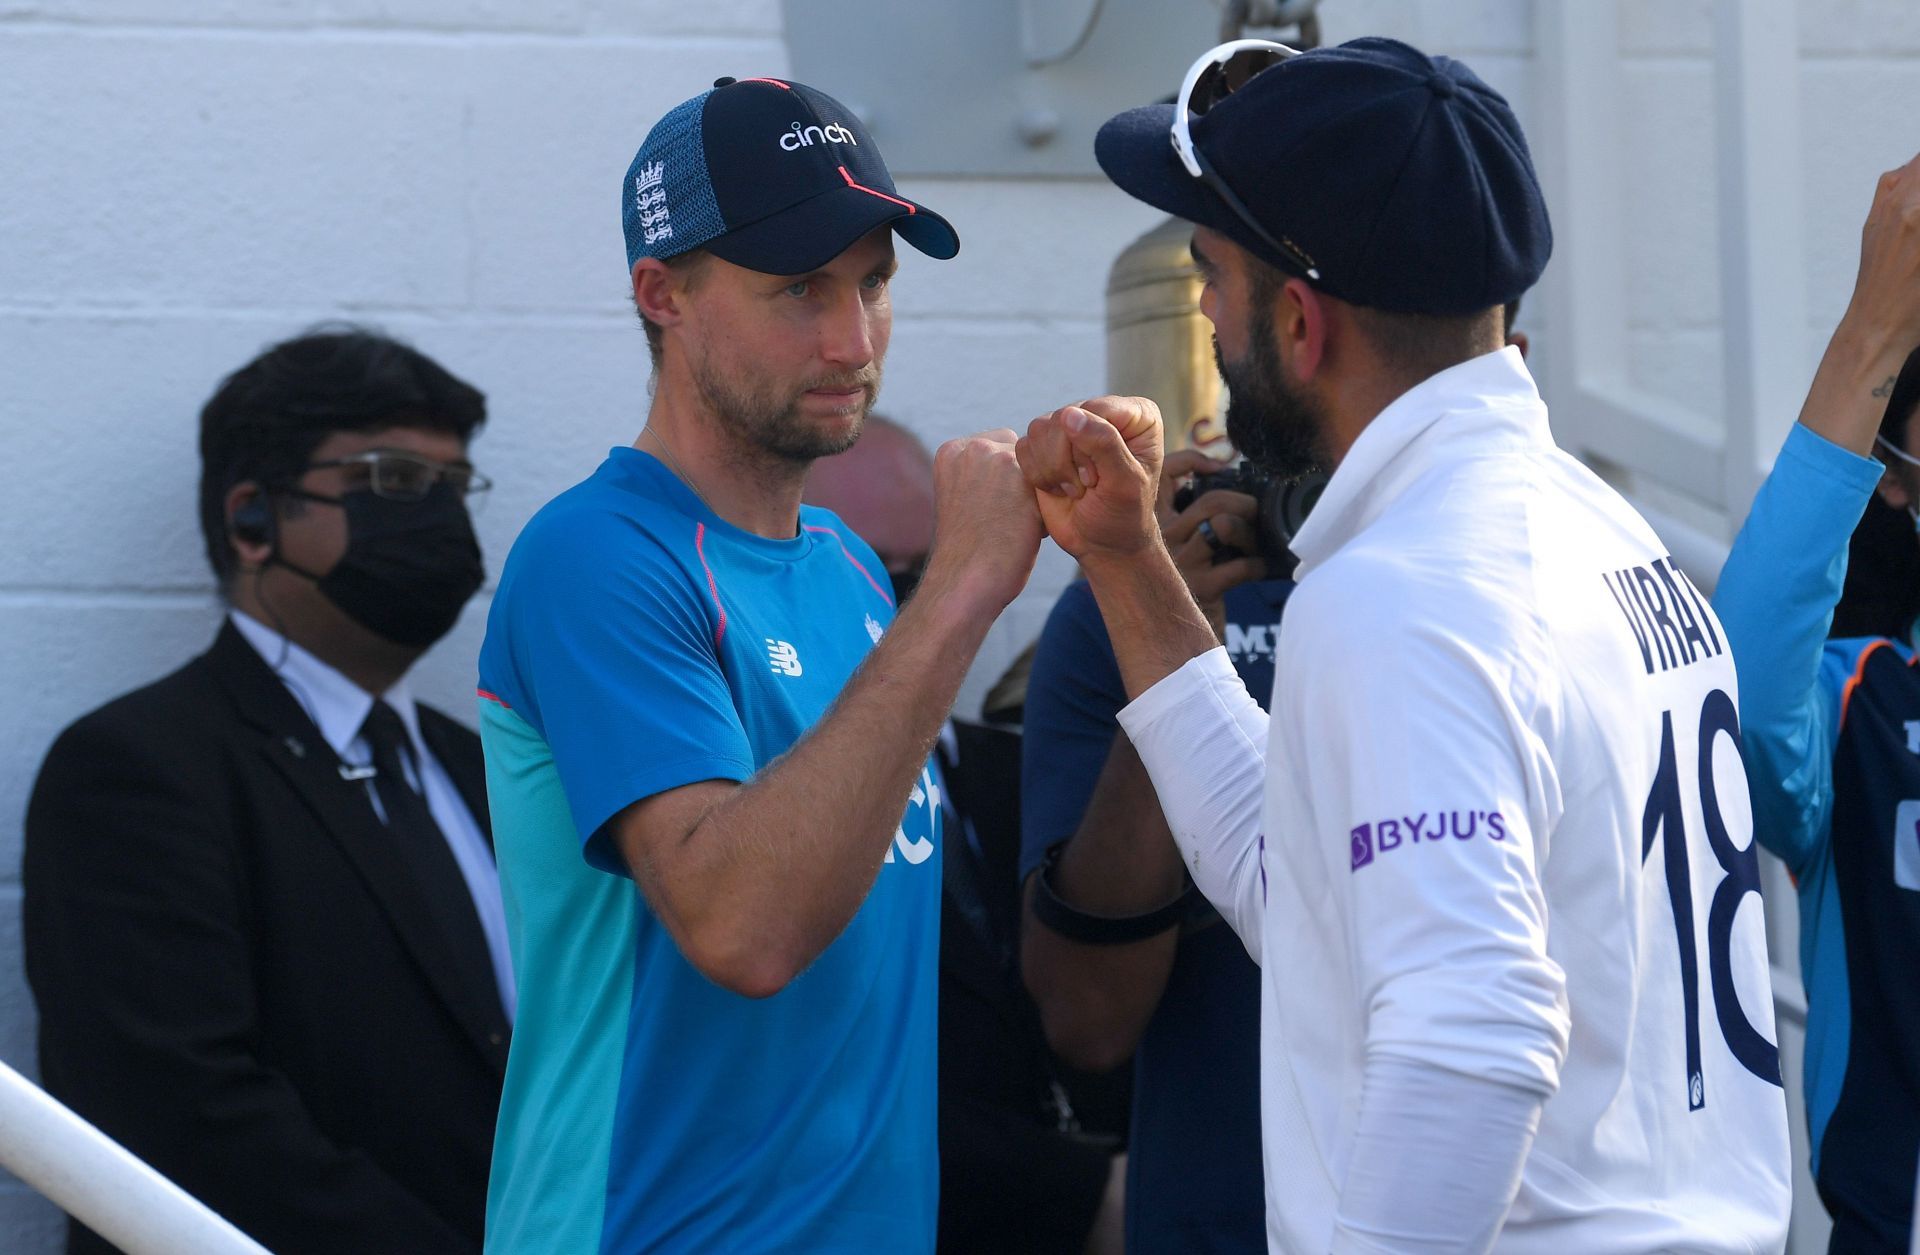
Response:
[917,429,1044,616]
[1016,396,1165,566]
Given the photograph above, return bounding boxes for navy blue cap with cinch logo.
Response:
[623,77,960,276]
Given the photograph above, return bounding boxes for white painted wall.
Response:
[0,0,1914,1248]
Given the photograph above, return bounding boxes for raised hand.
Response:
[1158,448,1267,638]
[1016,396,1166,567]
[1846,150,1920,353]
[917,428,1045,616]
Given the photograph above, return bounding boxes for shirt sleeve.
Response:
[1284,574,1570,1096]
[1116,647,1270,953]
[497,505,755,874]
[1713,423,1885,877]
[1018,581,1132,882]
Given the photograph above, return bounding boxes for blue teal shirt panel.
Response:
[478,448,943,1254]
[1712,421,1885,1178]
[480,450,758,871]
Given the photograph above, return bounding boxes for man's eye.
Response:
[862,272,888,291]
[784,281,810,298]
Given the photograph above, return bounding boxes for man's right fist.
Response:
[1848,150,1920,352]
[1016,395,1165,566]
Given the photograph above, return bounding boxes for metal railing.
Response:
[0,1059,270,1255]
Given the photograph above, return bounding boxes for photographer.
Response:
[1016,37,1789,1251]
[1019,449,1287,1254]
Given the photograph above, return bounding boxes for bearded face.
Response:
[1215,293,1329,480]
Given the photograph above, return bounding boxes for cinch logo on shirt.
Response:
[767,639,803,677]
[883,764,938,865]
[1350,809,1508,872]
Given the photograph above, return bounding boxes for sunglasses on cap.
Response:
[1169,39,1322,282]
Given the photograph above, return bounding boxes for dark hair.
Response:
[1245,253,1503,382]
[1831,345,1920,639]
[1504,294,1523,337]
[197,324,486,586]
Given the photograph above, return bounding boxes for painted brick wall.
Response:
[0,1,1914,1248]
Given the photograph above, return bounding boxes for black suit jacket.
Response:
[22,623,509,1254]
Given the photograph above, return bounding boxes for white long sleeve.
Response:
[1116,646,1270,956]
[1330,1055,1545,1254]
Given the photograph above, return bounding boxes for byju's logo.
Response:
[779,120,860,151]
[766,639,803,677]
[1350,810,1508,873]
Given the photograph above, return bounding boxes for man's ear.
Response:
[1507,330,1531,360]
[1280,277,1329,383]
[224,481,274,569]
[632,258,688,333]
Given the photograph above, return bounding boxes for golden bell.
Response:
[1105,216,1229,455]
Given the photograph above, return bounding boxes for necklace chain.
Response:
[643,428,716,516]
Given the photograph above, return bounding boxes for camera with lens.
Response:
[1172,462,1327,574]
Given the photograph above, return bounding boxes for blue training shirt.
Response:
[1020,576,1289,1254]
[477,448,941,1255]
[1714,422,1899,1189]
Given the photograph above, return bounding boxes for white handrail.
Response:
[0,1059,271,1255]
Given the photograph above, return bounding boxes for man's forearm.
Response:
[1023,734,1186,1070]
[1797,306,1911,456]
[655,569,1001,993]
[1079,543,1220,701]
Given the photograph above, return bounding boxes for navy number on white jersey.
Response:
[1641,687,1783,1109]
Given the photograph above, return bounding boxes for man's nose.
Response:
[819,289,875,368]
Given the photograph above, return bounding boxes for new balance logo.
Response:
[767,639,803,677]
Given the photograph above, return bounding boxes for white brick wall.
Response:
[1,1,1914,1247]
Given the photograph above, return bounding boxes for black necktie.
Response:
[359,700,503,1021]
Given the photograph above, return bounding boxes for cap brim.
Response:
[705,182,960,276]
[1095,103,1294,274]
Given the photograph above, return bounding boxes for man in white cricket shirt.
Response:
[1014,36,1792,1254]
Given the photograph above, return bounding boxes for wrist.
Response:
[1830,303,1910,376]
[903,561,1011,632]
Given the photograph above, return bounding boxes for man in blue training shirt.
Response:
[476,78,1044,1254]
[1716,151,1920,1253]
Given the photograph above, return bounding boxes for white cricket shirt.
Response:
[1119,347,1790,1253]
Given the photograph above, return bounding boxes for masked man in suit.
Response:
[24,325,513,1254]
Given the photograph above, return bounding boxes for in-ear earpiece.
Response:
[230,498,275,547]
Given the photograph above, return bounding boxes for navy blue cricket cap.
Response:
[1096,37,1550,316]
[622,76,959,276]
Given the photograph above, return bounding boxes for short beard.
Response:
[692,355,882,465]
[1217,298,1328,479]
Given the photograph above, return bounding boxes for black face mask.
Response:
[890,557,928,609]
[279,483,484,648]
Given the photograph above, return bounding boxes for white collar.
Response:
[1286,345,1546,578]
[228,610,424,760]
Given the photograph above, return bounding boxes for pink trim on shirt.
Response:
[804,524,895,609]
[695,522,729,649]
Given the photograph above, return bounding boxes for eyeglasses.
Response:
[302,450,492,501]
[1170,39,1322,282]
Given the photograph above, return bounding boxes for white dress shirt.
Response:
[231,610,516,1020]
[1118,348,1789,1252]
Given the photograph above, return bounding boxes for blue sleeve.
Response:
[1713,423,1885,876]
[492,503,755,874]
[1018,581,1129,881]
